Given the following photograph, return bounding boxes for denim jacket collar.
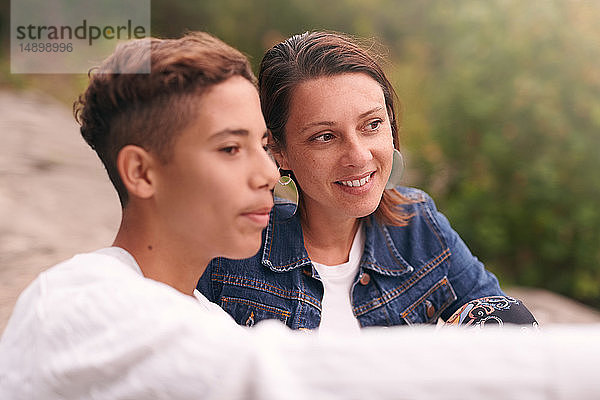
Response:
[260,205,312,272]
[261,204,414,276]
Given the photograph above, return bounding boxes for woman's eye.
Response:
[312,133,335,142]
[366,119,382,131]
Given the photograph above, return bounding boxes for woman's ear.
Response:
[116,145,156,200]
[267,132,290,170]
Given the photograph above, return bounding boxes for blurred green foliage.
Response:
[3,0,599,306]
[409,1,600,307]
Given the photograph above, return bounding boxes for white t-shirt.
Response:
[1,247,599,399]
[313,224,364,335]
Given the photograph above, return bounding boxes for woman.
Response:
[198,31,535,331]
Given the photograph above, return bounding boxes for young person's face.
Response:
[277,73,394,221]
[153,76,278,259]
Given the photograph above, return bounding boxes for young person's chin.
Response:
[223,236,263,260]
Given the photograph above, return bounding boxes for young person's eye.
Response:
[220,146,240,155]
[311,132,335,143]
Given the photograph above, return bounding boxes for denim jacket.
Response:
[198,187,505,329]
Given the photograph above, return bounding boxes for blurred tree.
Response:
[406,0,600,306]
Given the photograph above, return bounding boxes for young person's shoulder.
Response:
[3,249,144,332]
[42,247,142,287]
[0,248,243,399]
[1,247,236,357]
[5,248,205,336]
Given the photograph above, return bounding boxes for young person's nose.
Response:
[250,148,279,190]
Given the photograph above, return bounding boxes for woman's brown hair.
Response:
[259,31,413,226]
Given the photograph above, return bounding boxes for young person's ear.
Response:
[267,131,290,170]
[116,145,156,200]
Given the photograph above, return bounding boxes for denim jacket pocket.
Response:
[401,277,457,325]
[220,296,291,327]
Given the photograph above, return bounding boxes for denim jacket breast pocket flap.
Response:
[401,277,457,325]
[220,296,291,327]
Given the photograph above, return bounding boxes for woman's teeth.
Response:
[339,174,370,187]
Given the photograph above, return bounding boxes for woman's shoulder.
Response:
[391,186,439,214]
[376,187,453,259]
[382,186,461,250]
[393,185,428,200]
[380,186,454,240]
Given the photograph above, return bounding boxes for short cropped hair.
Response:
[74,32,256,207]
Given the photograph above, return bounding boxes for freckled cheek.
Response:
[379,149,393,167]
[373,139,394,165]
[290,154,330,188]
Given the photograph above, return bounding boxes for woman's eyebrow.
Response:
[358,106,385,119]
[299,121,335,135]
[299,106,386,134]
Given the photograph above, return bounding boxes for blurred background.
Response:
[1,0,599,327]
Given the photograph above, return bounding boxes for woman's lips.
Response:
[335,171,376,190]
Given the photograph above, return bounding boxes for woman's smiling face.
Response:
[275,72,394,221]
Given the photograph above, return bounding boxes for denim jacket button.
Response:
[359,272,371,285]
[425,301,435,319]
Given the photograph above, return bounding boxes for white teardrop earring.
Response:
[386,149,405,189]
[273,168,299,218]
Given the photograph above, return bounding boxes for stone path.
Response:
[0,90,120,332]
[1,90,599,333]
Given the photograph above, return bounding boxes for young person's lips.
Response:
[241,206,272,227]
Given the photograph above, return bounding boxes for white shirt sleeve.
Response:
[1,252,600,399]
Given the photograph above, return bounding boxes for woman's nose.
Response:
[341,134,373,167]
